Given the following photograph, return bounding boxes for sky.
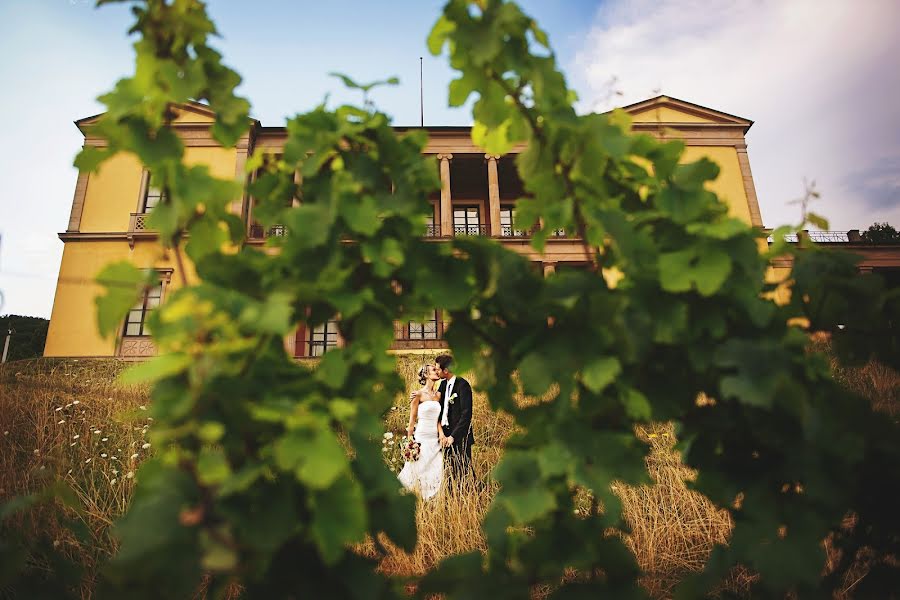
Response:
[0,0,897,319]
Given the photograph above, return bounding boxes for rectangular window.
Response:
[308,320,339,356]
[407,311,439,340]
[142,174,166,213]
[499,205,526,237]
[123,279,163,337]
[453,206,481,236]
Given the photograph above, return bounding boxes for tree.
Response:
[3,0,898,597]
[0,315,49,361]
[861,222,900,244]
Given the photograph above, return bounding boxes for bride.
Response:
[397,363,445,499]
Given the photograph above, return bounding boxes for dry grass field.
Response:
[1,349,896,599]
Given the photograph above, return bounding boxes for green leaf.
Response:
[315,349,349,389]
[582,356,621,393]
[518,352,553,396]
[806,211,829,230]
[274,426,348,490]
[341,195,381,236]
[427,15,455,55]
[74,145,111,172]
[309,474,367,565]
[95,261,149,338]
[621,388,652,420]
[493,452,557,523]
[197,448,231,486]
[659,248,732,296]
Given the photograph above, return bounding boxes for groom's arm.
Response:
[449,379,473,443]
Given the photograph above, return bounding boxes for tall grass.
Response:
[2,351,895,598]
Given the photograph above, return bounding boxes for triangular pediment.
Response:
[75,100,220,133]
[621,95,753,130]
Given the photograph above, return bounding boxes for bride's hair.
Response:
[417,364,429,386]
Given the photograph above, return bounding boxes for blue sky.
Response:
[0,0,897,318]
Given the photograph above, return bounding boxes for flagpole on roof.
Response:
[419,57,424,127]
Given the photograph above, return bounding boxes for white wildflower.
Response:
[100,453,108,458]
[85,458,91,463]
[383,432,394,440]
[72,434,80,440]
[111,456,118,460]
[126,471,134,479]
[130,453,139,459]
[70,442,77,447]
[67,469,73,475]
[57,419,65,425]
[139,405,147,411]
[73,400,80,405]
[53,540,60,548]
[33,449,39,454]
[110,479,117,485]
[382,447,388,453]
[111,468,118,475]
[55,407,63,412]
[141,443,151,449]
[147,417,154,421]
[101,437,108,442]
[94,430,101,434]
[3,431,8,435]
[391,458,396,463]
[65,403,72,408]
[40,465,46,470]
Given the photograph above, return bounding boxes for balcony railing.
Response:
[248,224,288,239]
[454,224,488,237]
[424,224,441,237]
[500,225,529,238]
[766,231,860,244]
[129,212,151,232]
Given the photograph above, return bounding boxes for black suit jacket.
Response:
[437,376,475,447]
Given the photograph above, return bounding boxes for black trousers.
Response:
[442,425,475,486]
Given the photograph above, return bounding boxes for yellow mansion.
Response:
[45,96,767,359]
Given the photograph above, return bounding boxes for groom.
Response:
[434,354,475,486]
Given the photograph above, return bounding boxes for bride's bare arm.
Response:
[407,394,420,438]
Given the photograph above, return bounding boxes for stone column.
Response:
[230,133,252,220]
[486,154,501,237]
[437,154,453,236]
[542,261,556,277]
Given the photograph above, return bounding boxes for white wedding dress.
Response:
[397,399,443,500]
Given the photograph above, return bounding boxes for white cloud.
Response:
[571,0,900,230]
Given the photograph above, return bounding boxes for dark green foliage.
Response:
[861,222,900,244]
[3,0,897,598]
[0,315,49,361]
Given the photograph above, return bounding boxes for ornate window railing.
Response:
[424,224,441,237]
[129,212,151,232]
[500,225,529,238]
[454,224,488,237]
[248,224,288,239]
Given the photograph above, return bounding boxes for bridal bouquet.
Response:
[399,436,421,462]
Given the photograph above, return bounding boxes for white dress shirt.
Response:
[441,376,456,427]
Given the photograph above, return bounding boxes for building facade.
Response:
[45,95,769,358]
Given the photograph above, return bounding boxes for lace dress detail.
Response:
[397,399,443,499]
